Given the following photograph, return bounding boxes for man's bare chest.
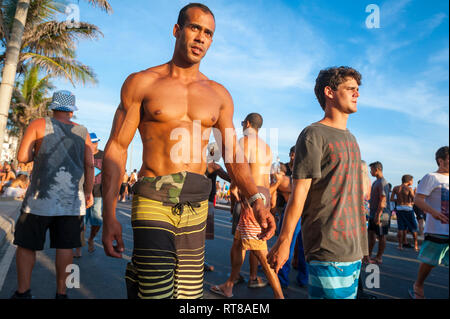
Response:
[142,81,221,126]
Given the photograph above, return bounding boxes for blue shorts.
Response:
[418,235,449,267]
[396,209,418,232]
[307,260,361,299]
[85,197,102,226]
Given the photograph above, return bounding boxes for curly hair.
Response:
[314,66,362,110]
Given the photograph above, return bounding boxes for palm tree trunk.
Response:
[0,0,30,160]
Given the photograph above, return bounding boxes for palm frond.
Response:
[84,0,113,13]
[22,52,97,86]
[21,21,102,58]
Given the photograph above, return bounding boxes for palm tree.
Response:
[9,64,53,140]
[1,0,113,85]
[0,0,112,155]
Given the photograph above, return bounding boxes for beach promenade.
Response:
[0,198,448,299]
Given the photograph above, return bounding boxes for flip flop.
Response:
[233,274,245,285]
[248,276,268,288]
[408,287,425,299]
[369,258,382,265]
[210,285,233,298]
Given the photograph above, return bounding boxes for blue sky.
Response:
[52,0,449,186]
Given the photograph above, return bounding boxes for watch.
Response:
[248,192,266,206]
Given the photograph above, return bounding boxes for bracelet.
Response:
[248,192,266,206]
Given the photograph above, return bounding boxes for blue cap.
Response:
[90,133,100,143]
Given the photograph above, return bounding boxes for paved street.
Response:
[0,200,448,299]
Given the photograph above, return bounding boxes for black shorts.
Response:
[120,183,127,195]
[231,202,241,236]
[14,213,84,251]
[413,205,426,220]
[397,209,418,232]
[368,218,390,236]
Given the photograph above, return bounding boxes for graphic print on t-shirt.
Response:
[329,140,366,242]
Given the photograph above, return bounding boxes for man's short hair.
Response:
[314,66,362,110]
[244,113,263,130]
[402,174,413,184]
[289,146,295,155]
[435,146,449,166]
[177,3,215,28]
[369,161,383,172]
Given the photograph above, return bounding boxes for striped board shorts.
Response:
[234,186,270,251]
[234,203,267,251]
[307,260,362,299]
[125,195,208,299]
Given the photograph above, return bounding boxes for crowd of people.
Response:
[4,3,448,300]
[214,180,231,204]
[0,161,32,199]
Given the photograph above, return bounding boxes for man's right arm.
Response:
[83,134,95,208]
[268,178,312,273]
[415,193,449,224]
[17,119,42,163]
[375,192,386,225]
[102,73,144,258]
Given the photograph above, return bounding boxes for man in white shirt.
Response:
[410,146,449,299]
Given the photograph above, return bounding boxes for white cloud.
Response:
[357,133,438,186]
[359,78,449,126]
[428,46,449,64]
[380,0,412,27]
[201,1,329,92]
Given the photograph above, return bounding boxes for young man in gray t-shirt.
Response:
[268,66,369,299]
[367,161,390,264]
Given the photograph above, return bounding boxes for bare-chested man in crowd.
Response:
[101,3,274,299]
[391,175,418,251]
[210,113,284,299]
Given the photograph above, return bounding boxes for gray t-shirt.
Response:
[369,177,390,219]
[293,123,369,263]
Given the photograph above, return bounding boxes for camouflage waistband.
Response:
[133,171,211,206]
